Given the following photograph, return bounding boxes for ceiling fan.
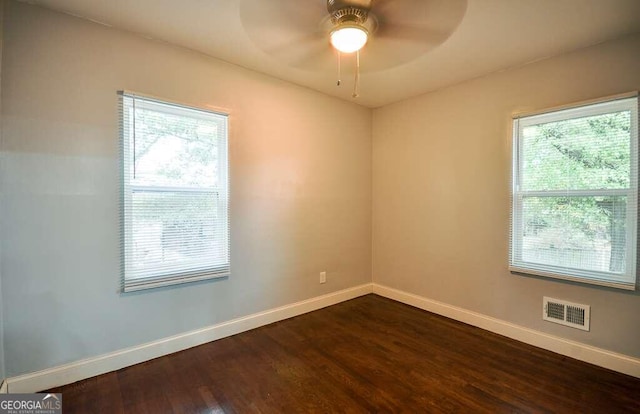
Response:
[240,0,467,98]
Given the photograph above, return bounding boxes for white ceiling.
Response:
[25,0,640,108]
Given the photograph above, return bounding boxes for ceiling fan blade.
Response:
[264,34,334,71]
[263,33,324,58]
[240,0,326,31]
[372,0,467,32]
[357,0,467,71]
[375,23,450,43]
[240,0,333,70]
[239,0,467,73]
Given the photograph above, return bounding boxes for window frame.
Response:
[510,94,639,290]
[119,91,230,292]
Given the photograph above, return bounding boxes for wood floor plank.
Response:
[46,294,640,413]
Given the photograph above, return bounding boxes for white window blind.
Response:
[510,95,638,290]
[119,91,230,292]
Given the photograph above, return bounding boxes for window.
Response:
[510,95,638,290]
[119,92,230,292]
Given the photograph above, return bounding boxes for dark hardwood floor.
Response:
[48,294,640,413]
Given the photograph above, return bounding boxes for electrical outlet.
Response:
[319,271,327,284]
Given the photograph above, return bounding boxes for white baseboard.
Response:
[6,283,373,393]
[8,281,638,393]
[373,283,640,378]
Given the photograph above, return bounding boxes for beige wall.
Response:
[0,0,5,381]
[2,0,640,380]
[373,33,640,358]
[0,1,371,376]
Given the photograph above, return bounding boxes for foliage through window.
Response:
[119,92,229,292]
[510,96,638,289]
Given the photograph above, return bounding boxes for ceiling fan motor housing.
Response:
[327,0,371,24]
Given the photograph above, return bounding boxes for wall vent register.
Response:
[543,297,590,331]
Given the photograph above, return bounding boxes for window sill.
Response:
[122,268,229,293]
[509,266,636,291]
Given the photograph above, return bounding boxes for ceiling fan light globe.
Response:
[330,25,368,53]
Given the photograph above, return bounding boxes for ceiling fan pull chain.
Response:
[337,51,342,86]
[352,50,360,98]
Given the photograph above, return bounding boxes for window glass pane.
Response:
[521,111,631,191]
[521,196,627,273]
[130,191,227,278]
[120,93,230,291]
[132,105,221,188]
